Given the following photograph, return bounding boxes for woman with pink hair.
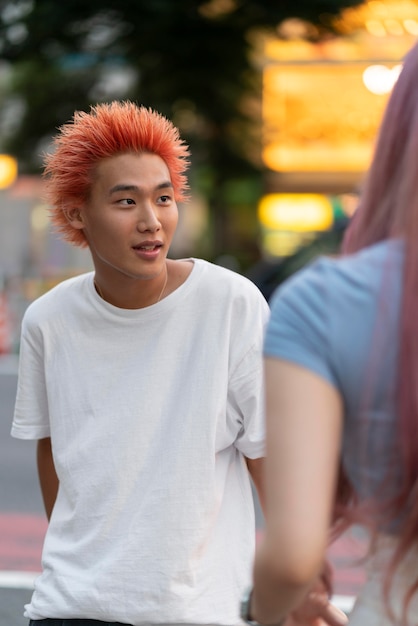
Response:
[244,42,418,626]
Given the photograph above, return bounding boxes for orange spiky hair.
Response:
[43,101,190,247]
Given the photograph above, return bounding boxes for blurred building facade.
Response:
[0,176,92,350]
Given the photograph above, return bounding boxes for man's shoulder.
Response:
[23,272,92,323]
[194,258,267,301]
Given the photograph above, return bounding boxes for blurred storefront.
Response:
[259,0,418,259]
[0,174,92,352]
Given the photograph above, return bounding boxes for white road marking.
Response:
[0,570,38,589]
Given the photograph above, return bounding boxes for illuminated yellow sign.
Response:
[262,62,398,173]
[0,155,18,189]
[258,193,334,232]
[262,0,416,176]
[262,230,315,257]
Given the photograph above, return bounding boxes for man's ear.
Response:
[64,207,84,230]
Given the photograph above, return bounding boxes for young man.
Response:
[12,102,345,626]
[12,101,267,625]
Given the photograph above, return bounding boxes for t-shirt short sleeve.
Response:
[264,258,338,389]
[229,342,266,459]
[11,310,51,440]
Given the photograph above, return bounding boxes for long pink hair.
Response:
[341,42,418,619]
[43,101,190,247]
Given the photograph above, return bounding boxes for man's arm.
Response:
[246,456,266,513]
[37,437,59,521]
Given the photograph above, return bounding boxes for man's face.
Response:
[73,152,178,285]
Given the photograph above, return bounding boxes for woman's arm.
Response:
[251,358,343,625]
[37,437,59,521]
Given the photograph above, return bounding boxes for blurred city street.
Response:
[0,355,365,625]
[0,0,413,623]
[0,356,45,626]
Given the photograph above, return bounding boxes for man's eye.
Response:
[159,195,171,203]
[119,198,135,205]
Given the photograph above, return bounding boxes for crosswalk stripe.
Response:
[0,570,39,589]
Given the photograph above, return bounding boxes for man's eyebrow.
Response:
[109,182,174,195]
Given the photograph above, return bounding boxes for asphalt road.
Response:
[0,358,42,625]
[0,361,44,515]
[0,588,33,626]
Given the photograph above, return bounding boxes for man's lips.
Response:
[132,241,163,251]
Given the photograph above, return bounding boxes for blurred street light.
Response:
[0,154,17,189]
[259,194,333,232]
[258,193,334,257]
[362,63,402,94]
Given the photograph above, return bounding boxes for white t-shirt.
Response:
[12,258,269,625]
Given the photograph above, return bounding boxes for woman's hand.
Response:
[285,585,348,626]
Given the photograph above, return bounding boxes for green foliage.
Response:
[2,59,101,169]
[0,0,365,263]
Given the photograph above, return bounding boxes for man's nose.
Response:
[136,204,161,232]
